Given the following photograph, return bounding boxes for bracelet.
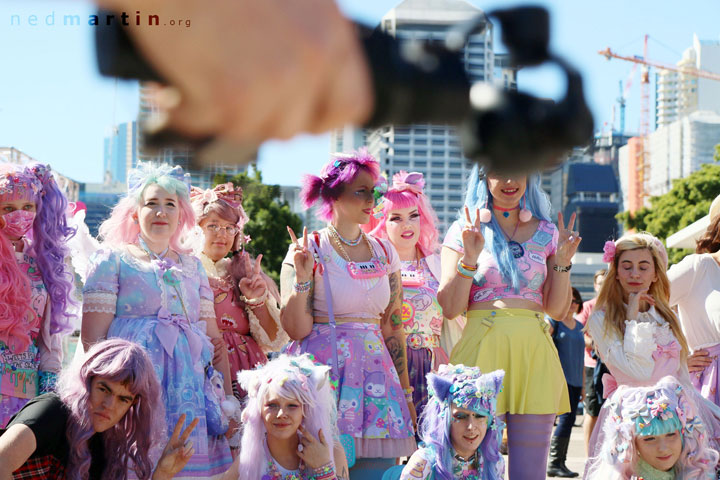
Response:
[39,371,58,394]
[460,259,478,271]
[403,386,414,402]
[456,260,476,279]
[553,264,572,273]
[311,462,336,480]
[293,279,313,293]
[240,289,268,306]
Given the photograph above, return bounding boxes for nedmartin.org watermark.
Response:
[9,11,191,28]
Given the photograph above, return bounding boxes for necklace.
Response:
[137,236,178,286]
[328,228,386,279]
[493,204,519,218]
[328,224,363,246]
[502,219,524,259]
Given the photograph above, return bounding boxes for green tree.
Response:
[215,169,302,283]
[617,156,720,265]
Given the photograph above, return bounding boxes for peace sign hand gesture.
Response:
[152,414,199,480]
[555,212,581,266]
[287,226,313,283]
[238,253,268,299]
[460,206,485,265]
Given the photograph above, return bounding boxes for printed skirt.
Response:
[451,309,570,415]
[287,322,416,458]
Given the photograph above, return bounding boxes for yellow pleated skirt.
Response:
[450,308,570,415]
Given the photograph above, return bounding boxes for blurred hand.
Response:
[688,349,713,373]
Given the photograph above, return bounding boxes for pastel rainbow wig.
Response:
[301,148,380,222]
[98,162,195,253]
[0,163,76,340]
[237,354,337,480]
[588,377,719,480]
[461,164,552,292]
[419,364,505,480]
[363,171,440,256]
[57,338,166,480]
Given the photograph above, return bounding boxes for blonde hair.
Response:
[596,232,688,356]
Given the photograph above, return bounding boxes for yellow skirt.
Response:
[450,308,570,415]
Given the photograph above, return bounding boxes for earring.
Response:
[479,198,492,223]
[519,196,532,222]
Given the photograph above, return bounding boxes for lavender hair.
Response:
[98,164,195,254]
[418,397,503,480]
[57,338,166,480]
[237,354,337,480]
[363,171,440,256]
[301,148,380,222]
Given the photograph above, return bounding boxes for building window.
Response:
[432,139,445,146]
[395,138,409,145]
[431,151,445,158]
[431,162,445,168]
[431,171,444,179]
[431,194,445,201]
[415,150,427,157]
[414,138,427,145]
[395,149,410,155]
[448,195,462,202]
[429,183,443,190]
[414,160,427,167]
[396,127,410,135]
[449,162,462,169]
[414,128,427,134]
[448,151,462,158]
[448,183,461,190]
[395,160,410,167]
[449,173,462,180]
[431,128,445,136]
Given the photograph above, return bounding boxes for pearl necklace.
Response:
[328,224,362,246]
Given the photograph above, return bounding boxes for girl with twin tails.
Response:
[584,232,720,474]
[220,353,345,480]
[190,182,287,400]
[438,166,579,479]
[401,364,505,480]
[0,163,76,427]
[363,171,464,421]
[586,377,719,480]
[81,162,235,477]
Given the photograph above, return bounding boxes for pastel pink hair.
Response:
[301,148,380,222]
[98,165,195,254]
[363,171,440,256]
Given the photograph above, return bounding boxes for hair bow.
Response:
[392,171,425,195]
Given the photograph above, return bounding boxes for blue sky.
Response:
[0,0,718,186]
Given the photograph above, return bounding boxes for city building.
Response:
[494,53,519,91]
[279,186,324,232]
[0,146,80,202]
[619,110,720,209]
[103,121,137,184]
[361,0,493,232]
[655,34,720,128]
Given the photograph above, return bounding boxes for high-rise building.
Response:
[0,147,80,202]
[103,121,137,184]
[137,85,252,189]
[655,34,720,128]
[358,0,493,232]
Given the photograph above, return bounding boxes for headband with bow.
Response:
[372,171,426,219]
[190,182,249,231]
[127,162,191,199]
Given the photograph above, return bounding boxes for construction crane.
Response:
[599,35,720,213]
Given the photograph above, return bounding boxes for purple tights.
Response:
[500,413,556,480]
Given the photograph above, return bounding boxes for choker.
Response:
[493,204,519,218]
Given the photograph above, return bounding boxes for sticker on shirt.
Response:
[401,301,415,324]
[533,229,553,248]
[410,292,433,311]
[527,273,544,291]
[472,288,494,303]
[1,351,38,398]
[526,244,546,264]
[401,269,424,287]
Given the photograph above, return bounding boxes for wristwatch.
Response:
[553,264,572,272]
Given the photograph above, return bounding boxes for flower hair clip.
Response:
[602,240,616,263]
[372,175,389,219]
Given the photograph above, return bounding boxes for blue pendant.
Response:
[502,211,509,218]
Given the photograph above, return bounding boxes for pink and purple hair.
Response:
[57,338,165,480]
[98,162,195,253]
[237,354,337,480]
[363,171,440,256]
[0,163,76,338]
[301,148,380,222]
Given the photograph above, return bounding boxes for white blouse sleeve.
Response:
[668,254,698,307]
[587,310,656,380]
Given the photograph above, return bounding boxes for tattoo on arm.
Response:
[388,271,400,305]
[337,466,349,480]
[384,335,407,376]
[306,284,314,314]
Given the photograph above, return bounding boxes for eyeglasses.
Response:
[205,224,239,236]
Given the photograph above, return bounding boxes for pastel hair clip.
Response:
[372,175,389,219]
[127,162,192,197]
[602,240,616,263]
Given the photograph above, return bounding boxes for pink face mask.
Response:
[1,210,35,238]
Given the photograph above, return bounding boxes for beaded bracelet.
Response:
[293,279,313,293]
[403,386,414,402]
[311,462,336,480]
[456,260,476,279]
[239,289,268,306]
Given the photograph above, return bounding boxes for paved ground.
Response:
[503,425,587,479]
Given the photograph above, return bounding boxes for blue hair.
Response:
[636,412,682,438]
[460,165,552,291]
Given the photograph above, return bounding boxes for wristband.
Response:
[311,462,336,480]
[403,386,414,402]
[460,259,478,271]
[293,279,313,293]
[240,289,268,306]
[553,264,572,273]
[456,260,476,279]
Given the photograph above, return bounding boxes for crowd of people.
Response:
[1,151,720,480]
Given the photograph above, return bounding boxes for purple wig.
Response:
[363,171,440,256]
[419,364,505,480]
[237,354,337,480]
[99,162,195,254]
[57,338,166,480]
[301,148,380,222]
[0,163,76,335]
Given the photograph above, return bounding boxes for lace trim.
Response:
[199,298,216,319]
[83,305,117,314]
[83,292,117,314]
[118,249,199,278]
[247,297,288,353]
